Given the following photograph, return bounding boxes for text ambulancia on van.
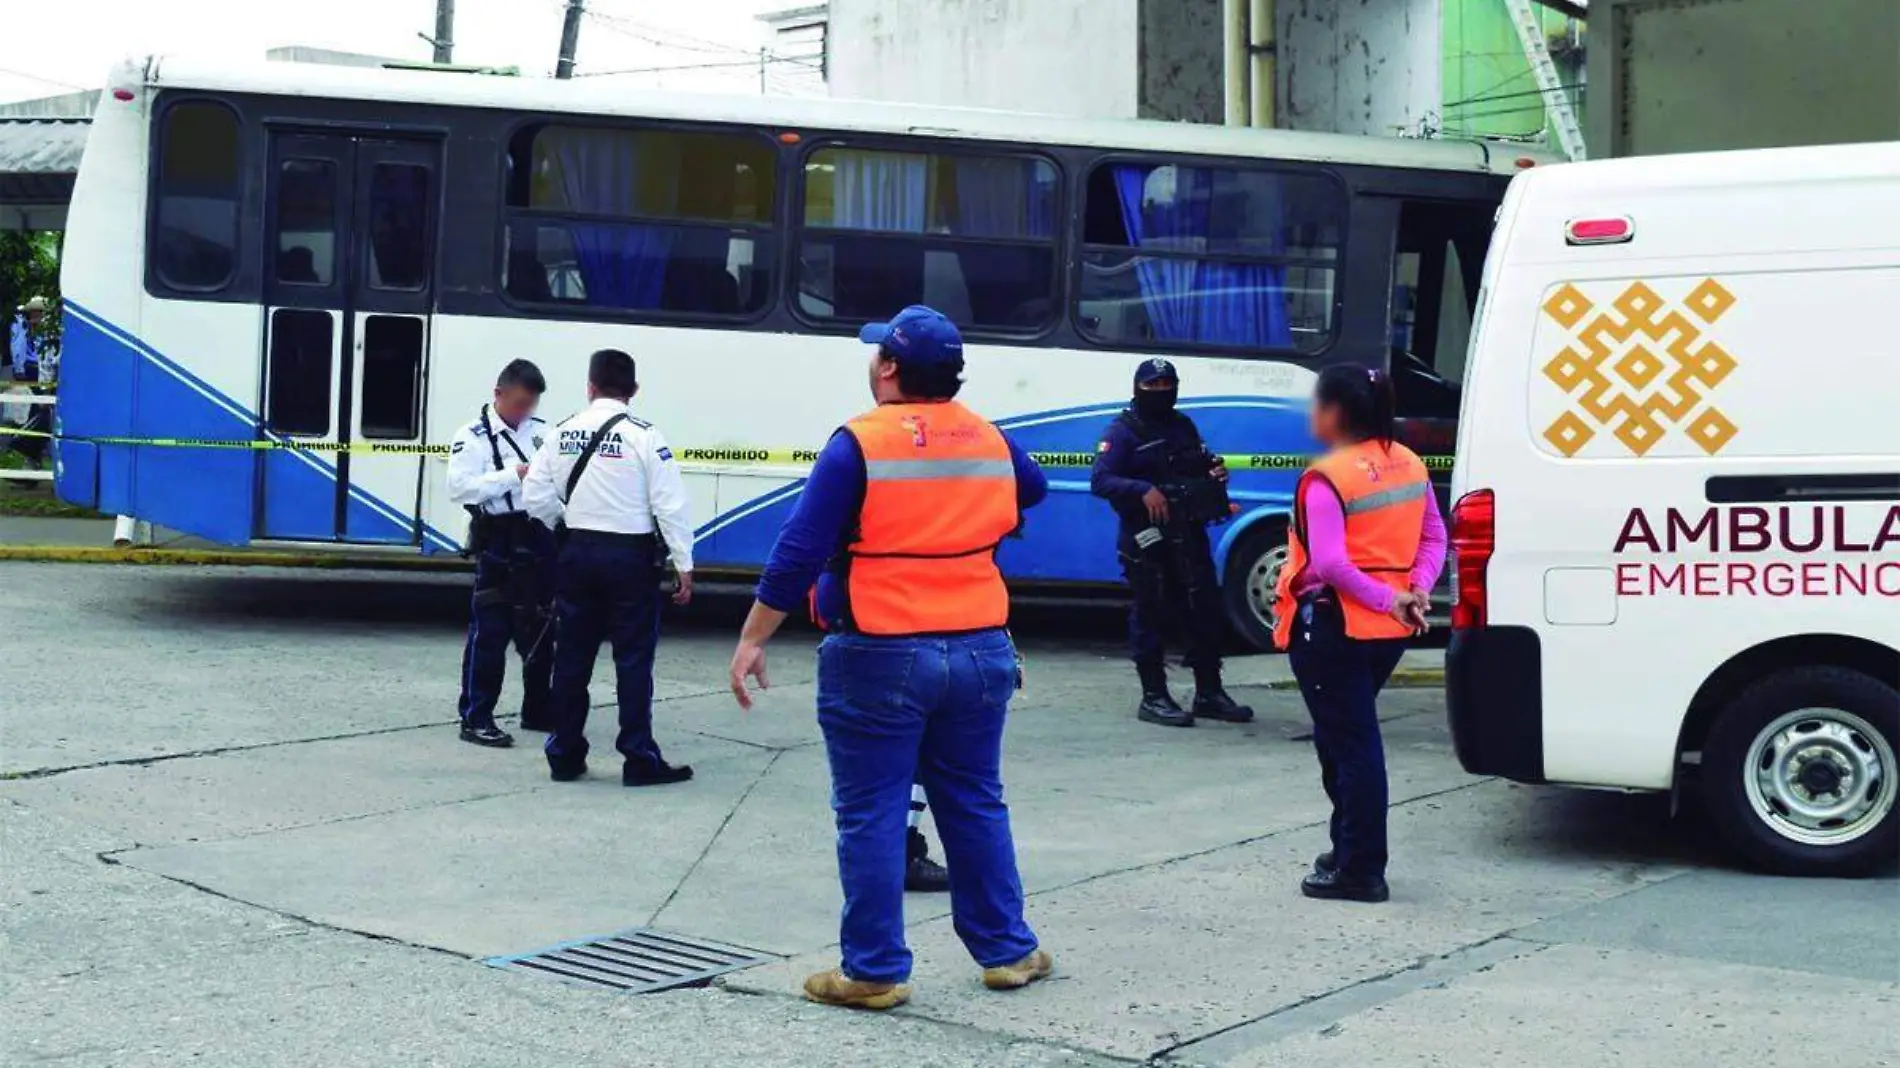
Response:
[1446,143,1900,877]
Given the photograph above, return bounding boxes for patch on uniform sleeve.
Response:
[1096,439,1111,453]
[657,446,673,461]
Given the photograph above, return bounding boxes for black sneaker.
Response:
[1137,692,1194,728]
[547,754,589,782]
[624,761,694,787]
[905,830,951,893]
[1191,687,1255,724]
[1300,867,1389,903]
[460,724,515,748]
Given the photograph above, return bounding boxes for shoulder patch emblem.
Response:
[657,446,673,461]
[1097,439,1111,453]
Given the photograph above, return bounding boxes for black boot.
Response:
[459,723,515,748]
[1192,668,1255,723]
[905,828,951,893]
[1135,659,1193,728]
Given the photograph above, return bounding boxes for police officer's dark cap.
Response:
[1135,357,1178,386]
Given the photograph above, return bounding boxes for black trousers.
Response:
[1288,597,1407,879]
[1122,526,1223,673]
[457,522,555,729]
[545,532,667,771]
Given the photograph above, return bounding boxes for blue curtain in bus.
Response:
[832,151,929,231]
[1111,165,1292,348]
[552,133,675,309]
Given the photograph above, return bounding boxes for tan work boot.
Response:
[802,968,912,1010]
[981,949,1054,990]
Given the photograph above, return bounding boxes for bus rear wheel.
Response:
[1701,667,1899,877]
[1222,521,1288,654]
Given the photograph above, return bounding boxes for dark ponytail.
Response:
[1315,363,1397,445]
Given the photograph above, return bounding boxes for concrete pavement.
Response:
[3,563,1894,1067]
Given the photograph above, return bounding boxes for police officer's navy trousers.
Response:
[1122,527,1223,671]
[544,531,668,771]
[817,629,1039,983]
[1287,597,1407,879]
[458,525,555,731]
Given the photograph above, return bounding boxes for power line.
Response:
[0,66,87,93]
[578,54,818,77]
[1445,82,1585,111]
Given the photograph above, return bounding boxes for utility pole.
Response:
[432,0,455,64]
[556,0,585,80]
[759,47,767,94]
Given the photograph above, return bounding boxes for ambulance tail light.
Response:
[1449,489,1495,630]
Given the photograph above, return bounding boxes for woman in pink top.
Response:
[1287,366,1446,904]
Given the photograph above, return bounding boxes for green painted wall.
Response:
[1440,0,1581,145]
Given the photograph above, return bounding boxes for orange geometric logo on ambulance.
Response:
[1540,278,1738,457]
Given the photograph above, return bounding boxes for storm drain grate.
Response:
[485,928,777,994]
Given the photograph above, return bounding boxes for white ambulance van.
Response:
[1446,143,1900,876]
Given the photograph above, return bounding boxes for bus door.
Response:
[259,132,439,544]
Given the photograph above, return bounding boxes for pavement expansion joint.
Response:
[2,717,463,781]
[647,750,789,927]
[1154,936,1550,1063]
[93,849,474,962]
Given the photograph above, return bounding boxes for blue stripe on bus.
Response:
[55,302,458,553]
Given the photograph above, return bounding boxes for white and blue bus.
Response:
[56,55,1544,648]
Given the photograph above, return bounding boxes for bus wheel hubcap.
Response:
[1246,544,1288,636]
[1744,709,1894,845]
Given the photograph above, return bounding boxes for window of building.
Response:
[500,124,775,317]
[796,147,1059,332]
[1077,161,1345,354]
[154,101,243,290]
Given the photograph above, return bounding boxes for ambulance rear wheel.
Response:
[1701,667,1899,877]
[1223,521,1288,654]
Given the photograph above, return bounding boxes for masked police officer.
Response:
[1091,357,1255,728]
[447,359,555,748]
[523,348,696,787]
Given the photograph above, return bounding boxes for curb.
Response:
[0,546,470,571]
[1256,667,1444,691]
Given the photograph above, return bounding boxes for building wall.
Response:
[1587,0,1900,157]
[1277,0,1441,136]
[1137,0,1224,123]
[828,0,1139,117]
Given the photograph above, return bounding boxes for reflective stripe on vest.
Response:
[1271,440,1430,649]
[836,400,1018,636]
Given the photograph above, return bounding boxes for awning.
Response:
[0,118,88,230]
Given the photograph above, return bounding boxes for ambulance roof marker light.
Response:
[1565,216,1634,246]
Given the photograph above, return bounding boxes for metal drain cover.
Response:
[486,928,776,994]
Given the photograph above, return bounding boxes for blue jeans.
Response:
[817,629,1039,983]
[544,533,667,771]
[1288,597,1407,879]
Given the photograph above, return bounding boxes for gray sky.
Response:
[1,0,817,104]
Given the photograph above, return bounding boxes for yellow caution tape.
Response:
[4,428,1454,470]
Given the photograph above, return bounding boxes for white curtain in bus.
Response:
[832,151,928,232]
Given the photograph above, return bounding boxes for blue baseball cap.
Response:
[1135,356,1179,386]
[859,305,965,366]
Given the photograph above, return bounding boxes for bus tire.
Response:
[1700,666,1899,877]
[1222,520,1288,654]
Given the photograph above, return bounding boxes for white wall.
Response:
[828,0,1139,118]
[1277,0,1441,137]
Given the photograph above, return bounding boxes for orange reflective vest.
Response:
[828,400,1019,635]
[1272,440,1430,650]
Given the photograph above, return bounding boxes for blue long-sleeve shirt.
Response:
[755,427,1049,626]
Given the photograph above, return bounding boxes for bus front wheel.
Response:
[1222,521,1288,654]
[1701,666,1899,877]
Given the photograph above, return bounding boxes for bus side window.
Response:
[796,147,1060,333]
[153,100,243,291]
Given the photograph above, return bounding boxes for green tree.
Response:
[0,230,62,360]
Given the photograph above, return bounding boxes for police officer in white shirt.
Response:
[447,359,555,748]
[523,349,696,787]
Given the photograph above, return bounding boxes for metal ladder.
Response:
[1503,0,1586,160]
